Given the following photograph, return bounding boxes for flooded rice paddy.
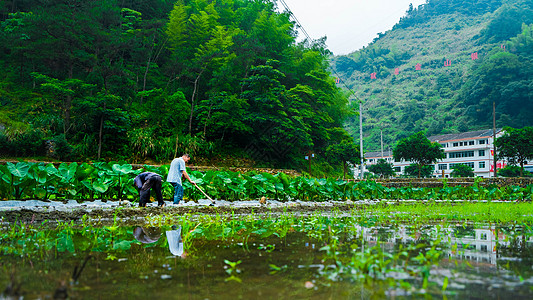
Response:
[1,202,533,299]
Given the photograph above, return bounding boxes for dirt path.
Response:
[0,199,357,224]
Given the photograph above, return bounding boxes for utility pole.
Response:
[493,101,497,178]
[308,150,312,176]
[306,150,314,177]
[381,129,384,159]
[359,101,364,179]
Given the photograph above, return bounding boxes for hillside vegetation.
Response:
[0,0,351,172]
[332,0,533,152]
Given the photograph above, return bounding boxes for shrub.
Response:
[0,129,46,157]
[51,134,73,160]
[498,165,533,177]
[451,164,475,177]
[404,164,433,178]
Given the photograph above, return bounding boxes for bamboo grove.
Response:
[0,0,352,168]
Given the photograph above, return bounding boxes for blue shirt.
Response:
[167,157,186,184]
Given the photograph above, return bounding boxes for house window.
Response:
[453,142,459,147]
[479,150,485,157]
[450,162,475,169]
[479,162,485,168]
[394,167,401,173]
[438,164,447,170]
[469,141,475,145]
[479,139,486,145]
[449,151,475,158]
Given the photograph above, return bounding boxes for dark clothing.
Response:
[134,172,164,207]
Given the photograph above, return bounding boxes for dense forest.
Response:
[0,0,352,171]
[333,0,533,152]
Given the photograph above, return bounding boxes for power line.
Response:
[278,0,366,178]
[277,0,359,101]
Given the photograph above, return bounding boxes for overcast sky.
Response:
[280,0,427,55]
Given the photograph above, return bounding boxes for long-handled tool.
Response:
[194,184,215,206]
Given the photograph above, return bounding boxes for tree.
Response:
[31,73,95,140]
[197,92,251,140]
[368,159,395,178]
[498,165,533,177]
[404,164,433,178]
[166,0,237,134]
[0,0,352,167]
[241,61,313,164]
[326,140,361,179]
[393,132,444,177]
[450,164,475,178]
[495,126,533,176]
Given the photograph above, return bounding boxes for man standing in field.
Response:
[167,153,196,204]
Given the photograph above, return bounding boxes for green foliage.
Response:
[461,48,533,128]
[0,129,45,157]
[1,162,532,201]
[368,159,395,178]
[334,0,533,152]
[51,134,73,161]
[450,164,475,178]
[498,165,533,177]
[496,126,533,176]
[396,0,504,30]
[404,164,434,178]
[0,0,350,170]
[393,132,445,177]
[326,139,360,178]
[478,1,533,43]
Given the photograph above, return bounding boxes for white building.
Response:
[364,129,532,178]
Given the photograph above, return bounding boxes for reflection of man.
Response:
[134,172,165,207]
[133,227,161,244]
[167,154,195,205]
[166,225,186,258]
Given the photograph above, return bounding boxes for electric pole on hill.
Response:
[493,101,497,178]
[359,101,364,179]
[381,129,384,159]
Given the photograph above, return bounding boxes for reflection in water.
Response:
[133,227,162,244]
[357,224,533,266]
[166,225,186,258]
[131,225,186,257]
[1,222,532,299]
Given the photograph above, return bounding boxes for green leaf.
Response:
[7,162,30,178]
[113,240,135,250]
[56,234,75,253]
[93,181,109,193]
[33,166,48,184]
[33,187,47,199]
[112,164,133,175]
[58,163,77,181]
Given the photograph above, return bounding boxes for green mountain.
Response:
[331,0,533,152]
